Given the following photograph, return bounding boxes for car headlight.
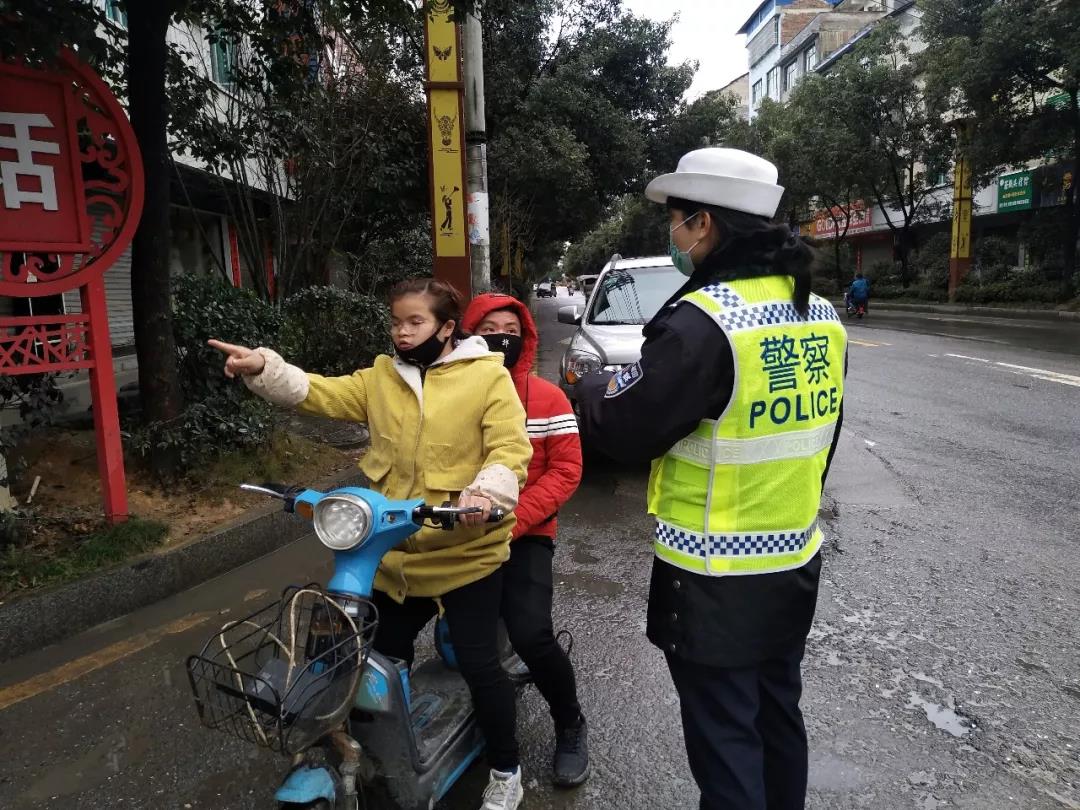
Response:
[563,348,602,385]
[313,493,373,551]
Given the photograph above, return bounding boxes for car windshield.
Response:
[587,264,682,326]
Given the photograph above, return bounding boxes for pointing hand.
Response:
[207,339,266,378]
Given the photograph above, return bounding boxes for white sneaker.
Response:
[480,767,524,810]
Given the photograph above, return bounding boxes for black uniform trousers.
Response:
[666,648,808,810]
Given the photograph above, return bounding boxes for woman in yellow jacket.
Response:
[210,278,533,810]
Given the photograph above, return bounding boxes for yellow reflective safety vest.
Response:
[648,274,846,577]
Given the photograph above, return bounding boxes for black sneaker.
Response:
[553,716,590,788]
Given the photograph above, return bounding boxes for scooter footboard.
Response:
[351,651,488,809]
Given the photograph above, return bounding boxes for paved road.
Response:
[1,295,1079,809]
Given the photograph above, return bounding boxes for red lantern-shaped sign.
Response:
[0,50,145,522]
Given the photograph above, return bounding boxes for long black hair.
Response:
[667,197,815,317]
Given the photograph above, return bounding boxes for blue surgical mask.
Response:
[669,214,703,277]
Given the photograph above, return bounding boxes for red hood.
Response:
[461,293,538,385]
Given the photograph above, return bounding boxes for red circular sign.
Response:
[0,50,144,297]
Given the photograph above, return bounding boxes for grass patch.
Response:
[1,427,354,600]
[195,431,336,505]
[1,517,169,595]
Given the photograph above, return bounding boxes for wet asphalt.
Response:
[1,292,1078,809]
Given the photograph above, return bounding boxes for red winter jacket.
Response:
[462,293,583,540]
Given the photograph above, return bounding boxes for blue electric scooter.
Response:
[187,483,531,810]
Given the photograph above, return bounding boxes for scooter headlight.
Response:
[313,493,373,551]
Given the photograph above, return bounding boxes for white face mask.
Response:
[669,214,703,277]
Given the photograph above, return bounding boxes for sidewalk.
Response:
[831,299,1080,322]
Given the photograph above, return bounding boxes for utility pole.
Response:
[462,11,491,293]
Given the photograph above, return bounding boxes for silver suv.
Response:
[558,255,683,409]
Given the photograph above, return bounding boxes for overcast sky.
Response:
[621,0,761,98]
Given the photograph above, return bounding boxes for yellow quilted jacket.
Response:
[252,337,532,601]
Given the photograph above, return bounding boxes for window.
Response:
[752,80,763,108]
[104,0,127,27]
[805,43,818,72]
[767,67,781,100]
[587,265,683,326]
[210,32,237,87]
[785,62,799,93]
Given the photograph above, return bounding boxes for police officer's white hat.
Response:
[645,147,785,219]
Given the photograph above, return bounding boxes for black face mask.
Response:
[397,325,449,368]
[481,333,524,369]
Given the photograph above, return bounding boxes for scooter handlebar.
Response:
[413,504,508,529]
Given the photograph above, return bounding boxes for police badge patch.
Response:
[605,361,644,398]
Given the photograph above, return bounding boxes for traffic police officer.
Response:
[576,148,847,810]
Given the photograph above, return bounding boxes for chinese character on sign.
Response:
[800,333,831,385]
[760,335,800,393]
[0,112,60,211]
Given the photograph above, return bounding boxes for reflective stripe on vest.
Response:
[648,275,846,578]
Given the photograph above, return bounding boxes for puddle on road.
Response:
[558,572,623,597]
[20,730,151,803]
[906,692,972,738]
[570,546,601,565]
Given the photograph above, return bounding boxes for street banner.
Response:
[424,2,471,295]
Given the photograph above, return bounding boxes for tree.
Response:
[787,75,870,284]
[820,21,953,285]
[563,87,741,278]
[167,5,429,299]
[127,1,189,475]
[480,1,695,276]
[920,0,1080,285]
[649,90,742,176]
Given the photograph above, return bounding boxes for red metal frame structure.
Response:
[0,51,145,522]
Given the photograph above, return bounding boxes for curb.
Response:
[0,467,364,663]
[830,300,1080,322]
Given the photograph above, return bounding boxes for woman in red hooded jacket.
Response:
[462,292,590,788]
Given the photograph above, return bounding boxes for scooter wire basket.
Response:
[187,585,377,755]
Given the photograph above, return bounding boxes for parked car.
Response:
[536,281,556,298]
[557,255,682,411]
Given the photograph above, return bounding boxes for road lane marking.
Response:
[0,611,213,712]
[559,337,572,345]
[945,354,1080,388]
[849,339,881,348]
[994,362,1080,386]
[864,440,878,448]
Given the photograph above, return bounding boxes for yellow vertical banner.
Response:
[950,156,972,261]
[948,122,974,301]
[424,2,470,291]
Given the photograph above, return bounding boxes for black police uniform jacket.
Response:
[576,250,844,668]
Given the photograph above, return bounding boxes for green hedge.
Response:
[280,286,391,377]
[129,276,393,476]
[129,274,284,475]
[953,280,1070,305]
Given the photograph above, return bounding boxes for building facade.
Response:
[739,0,840,118]
[799,1,1074,279]
[717,73,752,121]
